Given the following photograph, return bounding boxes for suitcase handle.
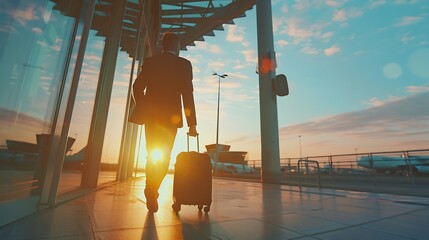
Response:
[186,133,199,152]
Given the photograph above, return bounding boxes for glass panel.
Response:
[0,1,77,203]
[98,50,133,185]
[58,29,105,194]
[134,127,145,177]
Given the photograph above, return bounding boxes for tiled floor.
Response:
[1,174,429,239]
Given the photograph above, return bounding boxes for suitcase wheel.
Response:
[172,203,181,213]
[204,205,210,213]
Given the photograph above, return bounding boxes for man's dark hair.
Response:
[162,32,180,51]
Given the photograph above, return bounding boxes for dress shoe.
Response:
[144,188,159,212]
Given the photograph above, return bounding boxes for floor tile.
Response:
[314,226,412,240]
[1,175,429,240]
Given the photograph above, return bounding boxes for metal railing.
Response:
[231,149,429,197]
[297,159,320,189]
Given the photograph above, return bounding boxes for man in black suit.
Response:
[133,32,198,212]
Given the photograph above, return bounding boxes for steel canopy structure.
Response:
[160,0,256,50]
[84,0,256,56]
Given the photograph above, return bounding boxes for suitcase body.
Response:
[172,135,212,213]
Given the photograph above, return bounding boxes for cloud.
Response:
[363,96,401,107]
[333,9,347,22]
[406,85,429,94]
[32,27,42,34]
[394,0,419,4]
[233,63,249,70]
[181,54,201,64]
[225,72,249,80]
[193,42,223,54]
[226,25,249,46]
[0,107,49,143]
[369,0,386,9]
[324,45,340,56]
[241,49,258,64]
[346,93,428,132]
[321,31,334,41]
[400,33,416,44]
[227,91,429,157]
[293,0,312,11]
[280,17,332,45]
[221,81,242,89]
[333,8,363,23]
[273,17,283,33]
[208,60,225,70]
[282,18,314,41]
[300,45,319,55]
[325,0,343,7]
[394,16,423,27]
[207,44,223,54]
[278,91,429,154]
[84,54,102,62]
[277,39,289,47]
[10,5,38,26]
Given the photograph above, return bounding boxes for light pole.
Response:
[212,72,227,173]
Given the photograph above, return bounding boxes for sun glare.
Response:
[150,149,163,163]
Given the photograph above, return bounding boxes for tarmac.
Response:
[1,174,429,239]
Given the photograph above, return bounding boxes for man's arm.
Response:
[181,60,197,134]
[133,63,148,100]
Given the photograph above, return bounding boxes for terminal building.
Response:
[0,0,285,226]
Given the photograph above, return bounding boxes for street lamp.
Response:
[212,72,227,173]
[298,135,302,159]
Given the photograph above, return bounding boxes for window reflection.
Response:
[58,30,105,194]
[0,1,78,202]
[98,50,133,185]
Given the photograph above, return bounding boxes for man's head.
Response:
[162,32,180,54]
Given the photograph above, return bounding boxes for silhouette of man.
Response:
[133,32,198,212]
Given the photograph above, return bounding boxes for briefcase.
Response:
[128,93,147,125]
[172,134,212,213]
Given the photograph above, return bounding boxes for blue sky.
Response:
[171,0,429,160]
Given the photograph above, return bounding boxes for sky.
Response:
[1,0,428,168]
[169,0,429,161]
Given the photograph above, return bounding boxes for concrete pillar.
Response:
[256,0,281,183]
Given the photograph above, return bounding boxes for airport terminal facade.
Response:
[0,0,283,226]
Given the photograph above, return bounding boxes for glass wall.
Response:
[0,0,80,203]
[58,28,105,194]
[57,0,107,194]
[98,50,133,185]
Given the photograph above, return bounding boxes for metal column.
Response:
[256,0,281,183]
[83,0,127,187]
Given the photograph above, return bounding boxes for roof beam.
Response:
[177,0,256,48]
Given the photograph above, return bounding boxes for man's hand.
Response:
[188,126,198,137]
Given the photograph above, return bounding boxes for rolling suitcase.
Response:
[172,133,212,213]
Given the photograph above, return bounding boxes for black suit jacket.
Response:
[133,52,197,128]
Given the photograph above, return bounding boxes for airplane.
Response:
[357,155,429,175]
[211,160,258,175]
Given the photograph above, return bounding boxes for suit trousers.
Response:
[144,122,177,192]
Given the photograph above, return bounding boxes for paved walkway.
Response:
[1,174,429,239]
